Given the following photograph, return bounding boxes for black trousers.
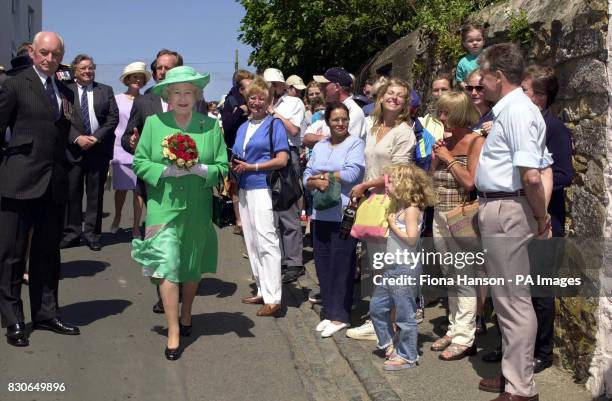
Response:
[0,188,64,326]
[63,153,110,243]
[529,238,562,362]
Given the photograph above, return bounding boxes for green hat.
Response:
[152,66,210,95]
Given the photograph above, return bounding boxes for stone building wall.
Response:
[357,0,610,390]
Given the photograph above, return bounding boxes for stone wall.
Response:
[356,0,609,388]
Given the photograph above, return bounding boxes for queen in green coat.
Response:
[131,66,228,360]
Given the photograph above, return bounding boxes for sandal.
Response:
[439,343,477,361]
[430,335,452,351]
[385,344,396,359]
[383,355,418,371]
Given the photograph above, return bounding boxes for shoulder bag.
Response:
[266,118,303,211]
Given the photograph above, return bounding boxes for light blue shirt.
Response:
[475,88,553,192]
[303,135,365,222]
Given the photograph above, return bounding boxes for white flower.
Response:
[169,153,177,161]
[161,139,169,147]
[177,158,185,167]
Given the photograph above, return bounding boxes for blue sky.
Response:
[43,0,255,101]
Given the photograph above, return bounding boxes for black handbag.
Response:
[212,181,235,228]
[265,118,303,211]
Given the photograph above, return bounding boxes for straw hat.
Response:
[151,66,210,95]
[120,62,151,85]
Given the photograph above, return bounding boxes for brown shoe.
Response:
[241,295,264,305]
[256,304,280,317]
[489,392,538,401]
[479,375,505,393]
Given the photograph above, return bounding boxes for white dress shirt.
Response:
[77,83,100,134]
[33,65,61,111]
[475,87,552,192]
[274,94,306,147]
[344,96,367,140]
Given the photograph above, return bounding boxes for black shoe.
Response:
[475,315,487,336]
[534,358,552,373]
[6,322,29,347]
[32,318,80,335]
[179,323,192,337]
[165,346,182,360]
[84,240,101,251]
[482,348,503,363]
[152,300,164,314]
[282,269,300,284]
[60,237,81,249]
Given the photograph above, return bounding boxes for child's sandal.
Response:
[383,355,418,371]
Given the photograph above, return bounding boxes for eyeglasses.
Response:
[465,85,484,92]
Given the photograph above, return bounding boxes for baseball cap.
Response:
[313,67,353,87]
[263,68,285,83]
[285,74,306,90]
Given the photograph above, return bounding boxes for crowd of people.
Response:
[0,26,575,401]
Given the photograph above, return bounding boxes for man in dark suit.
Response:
[0,31,80,347]
[120,49,182,314]
[60,54,119,251]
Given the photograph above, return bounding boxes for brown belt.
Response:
[477,190,525,199]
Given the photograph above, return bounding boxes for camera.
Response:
[339,200,358,240]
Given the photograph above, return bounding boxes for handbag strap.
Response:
[267,117,292,163]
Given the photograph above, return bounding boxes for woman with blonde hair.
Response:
[347,78,416,341]
[231,76,290,317]
[429,90,485,360]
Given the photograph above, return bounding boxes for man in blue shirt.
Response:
[475,43,553,401]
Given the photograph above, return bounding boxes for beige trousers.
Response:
[478,197,538,397]
[432,210,477,347]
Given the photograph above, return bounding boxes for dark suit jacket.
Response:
[67,81,119,162]
[0,67,75,202]
[121,92,163,155]
[543,110,574,237]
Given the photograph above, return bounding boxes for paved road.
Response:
[0,193,308,401]
[0,192,596,401]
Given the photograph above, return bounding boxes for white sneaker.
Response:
[345,320,378,341]
[315,319,331,332]
[321,322,348,338]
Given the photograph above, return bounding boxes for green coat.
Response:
[132,111,228,282]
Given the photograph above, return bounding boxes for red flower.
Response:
[178,143,186,151]
[187,138,195,147]
[177,134,185,142]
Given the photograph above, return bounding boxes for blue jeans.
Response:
[370,263,420,362]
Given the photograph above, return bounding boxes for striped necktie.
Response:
[45,77,60,120]
[81,87,92,135]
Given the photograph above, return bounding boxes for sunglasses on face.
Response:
[466,85,484,92]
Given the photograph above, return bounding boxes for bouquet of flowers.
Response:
[161,133,199,169]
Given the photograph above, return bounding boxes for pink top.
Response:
[112,93,135,165]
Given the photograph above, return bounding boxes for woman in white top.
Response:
[346,78,416,341]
